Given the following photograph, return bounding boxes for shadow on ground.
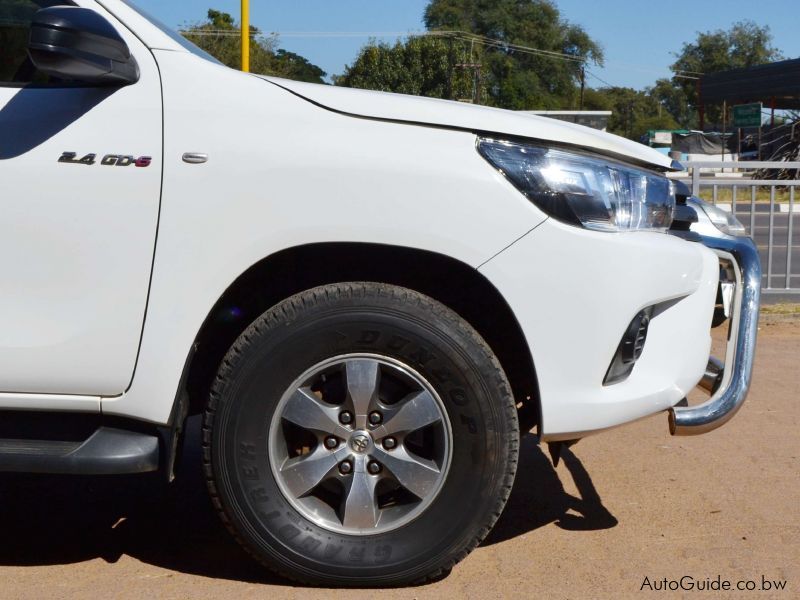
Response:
[483,433,617,546]
[0,417,279,585]
[0,419,615,583]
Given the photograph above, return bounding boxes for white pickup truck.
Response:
[0,0,761,587]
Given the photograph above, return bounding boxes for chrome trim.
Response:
[698,356,724,394]
[669,235,761,435]
[181,152,208,164]
[720,280,735,318]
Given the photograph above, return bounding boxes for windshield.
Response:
[117,0,223,65]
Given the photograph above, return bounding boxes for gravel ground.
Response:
[0,320,797,599]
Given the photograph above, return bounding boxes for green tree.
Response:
[337,0,602,110]
[181,9,326,83]
[334,36,482,101]
[649,78,695,129]
[584,87,678,140]
[670,20,782,125]
[273,50,327,84]
[423,0,603,109]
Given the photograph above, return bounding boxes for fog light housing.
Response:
[604,308,653,385]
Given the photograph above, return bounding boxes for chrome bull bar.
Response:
[669,234,761,435]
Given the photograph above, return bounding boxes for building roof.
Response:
[524,111,612,116]
[700,58,800,109]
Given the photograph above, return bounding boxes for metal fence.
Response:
[673,161,800,297]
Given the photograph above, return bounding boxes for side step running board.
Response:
[0,427,159,475]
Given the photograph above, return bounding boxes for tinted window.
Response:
[0,0,75,85]
[119,0,222,65]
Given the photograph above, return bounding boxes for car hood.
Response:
[259,76,673,171]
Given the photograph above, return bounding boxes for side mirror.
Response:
[28,6,139,86]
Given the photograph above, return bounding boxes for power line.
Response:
[600,59,702,78]
[180,29,435,38]
[180,28,593,63]
[274,30,444,38]
[585,69,615,88]
[448,31,588,62]
[186,28,698,72]
[180,27,704,78]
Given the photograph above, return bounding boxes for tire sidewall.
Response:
[210,287,514,584]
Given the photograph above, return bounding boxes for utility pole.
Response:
[696,78,704,130]
[455,38,481,104]
[721,100,726,163]
[241,0,250,72]
[455,62,482,104]
[579,64,585,110]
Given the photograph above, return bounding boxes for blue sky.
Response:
[130,0,800,89]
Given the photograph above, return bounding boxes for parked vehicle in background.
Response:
[0,0,760,586]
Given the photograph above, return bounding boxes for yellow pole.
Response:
[241,0,250,72]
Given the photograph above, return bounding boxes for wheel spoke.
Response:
[345,359,380,429]
[372,445,441,500]
[279,446,340,498]
[377,390,442,438]
[270,355,452,535]
[282,388,349,437]
[341,457,380,529]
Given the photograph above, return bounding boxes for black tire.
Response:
[203,283,519,586]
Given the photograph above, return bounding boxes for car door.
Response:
[0,0,162,396]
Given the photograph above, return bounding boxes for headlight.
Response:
[477,138,675,232]
[689,197,748,237]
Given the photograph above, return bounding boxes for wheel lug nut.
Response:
[324,436,339,450]
[382,437,397,450]
[339,411,353,425]
[368,411,383,425]
[367,461,382,475]
[339,460,353,475]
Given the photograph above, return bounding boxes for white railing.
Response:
[673,161,800,295]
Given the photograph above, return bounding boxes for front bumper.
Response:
[668,234,761,435]
[480,218,721,440]
[480,212,761,440]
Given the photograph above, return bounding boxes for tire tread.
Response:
[202,282,519,586]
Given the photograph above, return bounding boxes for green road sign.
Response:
[732,103,762,128]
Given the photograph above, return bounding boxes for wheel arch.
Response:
[180,242,540,427]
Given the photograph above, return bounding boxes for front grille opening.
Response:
[603,307,654,385]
